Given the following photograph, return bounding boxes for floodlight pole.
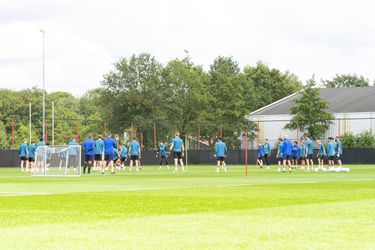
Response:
[52,102,54,145]
[40,29,46,143]
[29,102,32,144]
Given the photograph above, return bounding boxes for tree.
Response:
[285,77,334,139]
[324,74,370,88]
[242,62,303,110]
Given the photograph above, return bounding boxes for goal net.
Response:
[32,145,81,177]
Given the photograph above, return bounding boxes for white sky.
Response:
[0,0,374,96]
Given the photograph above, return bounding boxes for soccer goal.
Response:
[32,145,81,177]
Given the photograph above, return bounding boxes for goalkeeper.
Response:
[156,140,169,170]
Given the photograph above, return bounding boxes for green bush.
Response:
[341,131,375,148]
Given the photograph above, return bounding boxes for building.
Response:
[248,87,375,147]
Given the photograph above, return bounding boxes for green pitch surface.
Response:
[1,165,375,249]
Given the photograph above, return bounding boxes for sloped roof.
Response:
[251,87,375,116]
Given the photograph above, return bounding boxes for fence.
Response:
[1,148,374,168]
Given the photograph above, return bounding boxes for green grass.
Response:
[1,165,375,249]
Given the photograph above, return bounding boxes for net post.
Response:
[185,134,188,172]
[197,123,200,150]
[44,146,47,176]
[11,115,15,149]
[153,122,157,150]
[245,130,248,177]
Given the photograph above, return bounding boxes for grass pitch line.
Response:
[0,191,54,196]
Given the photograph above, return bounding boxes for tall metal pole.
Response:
[52,102,54,145]
[29,102,32,144]
[40,29,46,143]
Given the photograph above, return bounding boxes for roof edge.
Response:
[249,89,305,117]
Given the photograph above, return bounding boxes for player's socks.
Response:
[83,166,86,174]
[159,165,162,170]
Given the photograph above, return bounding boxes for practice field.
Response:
[0,165,375,249]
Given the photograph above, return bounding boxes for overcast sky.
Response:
[1,0,374,95]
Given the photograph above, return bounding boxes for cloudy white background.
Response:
[1,0,374,95]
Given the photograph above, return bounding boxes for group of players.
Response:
[257,135,345,172]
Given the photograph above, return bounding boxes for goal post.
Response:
[32,145,81,177]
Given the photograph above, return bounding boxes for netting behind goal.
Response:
[33,145,81,177]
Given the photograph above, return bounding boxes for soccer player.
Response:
[263,139,271,169]
[170,132,185,173]
[157,140,169,170]
[119,142,128,170]
[82,135,95,174]
[103,133,117,174]
[129,137,141,172]
[35,137,45,171]
[113,146,121,169]
[282,135,293,172]
[27,141,36,172]
[291,141,300,169]
[276,138,283,172]
[305,136,314,171]
[68,137,79,172]
[214,137,227,173]
[256,143,264,168]
[316,139,326,170]
[327,137,336,171]
[335,136,343,169]
[299,140,306,170]
[93,135,104,172]
[19,140,28,172]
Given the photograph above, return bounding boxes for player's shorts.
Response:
[217,156,225,161]
[258,156,263,160]
[130,155,139,161]
[94,154,102,161]
[292,156,298,160]
[264,154,269,159]
[328,156,335,161]
[318,155,325,160]
[278,156,283,161]
[300,156,306,161]
[104,154,114,162]
[20,156,27,161]
[120,157,127,162]
[283,155,291,160]
[85,155,94,162]
[28,157,35,162]
[114,157,119,162]
[173,152,182,159]
[307,154,313,160]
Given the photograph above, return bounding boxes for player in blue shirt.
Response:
[68,137,79,172]
[263,139,271,169]
[214,137,227,173]
[304,136,314,171]
[276,138,284,172]
[327,137,336,171]
[170,132,185,173]
[27,141,36,172]
[335,136,343,168]
[35,137,45,171]
[257,143,264,168]
[299,140,307,170]
[282,135,293,172]
[157,140,169,170]
[82,135,95,174]
[316,139,326,169]
[19,140,28,172]
[129,137,141,172]
[103,133,117,174]
[119,142,128,170]
[291,141,300,170]
[93,135,104,172]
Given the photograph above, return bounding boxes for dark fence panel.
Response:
[0,148,374,168]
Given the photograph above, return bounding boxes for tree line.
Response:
[0,53,373,149]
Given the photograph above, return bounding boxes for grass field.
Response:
[1,165,375,249]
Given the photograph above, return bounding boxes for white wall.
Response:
[248,112,375,148]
